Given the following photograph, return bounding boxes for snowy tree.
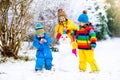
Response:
[93,3,111,40]
[105,0,120,37]
[0,0,33,59]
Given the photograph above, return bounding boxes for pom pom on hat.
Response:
[35,23,43,30]
[35,23,45,35]
[78,10,89,24]
[57,8,67,19]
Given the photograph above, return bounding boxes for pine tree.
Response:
[95,5,110,40]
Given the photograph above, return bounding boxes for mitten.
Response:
[56,33,61,40]
[72,49,77,57]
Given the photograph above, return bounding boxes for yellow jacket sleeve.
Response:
[54,19,77,39]
[54,24,59,38]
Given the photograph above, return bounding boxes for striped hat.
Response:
[35,23,45,35]
[58,8,67,19]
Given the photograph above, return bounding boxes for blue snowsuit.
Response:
[33,33,53,70]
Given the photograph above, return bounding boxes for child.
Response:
[76,10,99,73]
[55,8,78,56]
[32,23,53,72]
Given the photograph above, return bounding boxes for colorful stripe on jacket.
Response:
[76,25,97,50]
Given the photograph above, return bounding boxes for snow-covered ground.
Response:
[0,38,120,80]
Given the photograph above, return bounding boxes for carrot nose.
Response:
[63,38,66,41]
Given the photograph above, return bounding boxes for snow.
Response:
[0,38,120,80]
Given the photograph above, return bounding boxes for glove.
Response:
[72,35,75,41]
[72,49,77,57]
[56,33,61,40]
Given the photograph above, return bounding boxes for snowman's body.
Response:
[58,34,78,72]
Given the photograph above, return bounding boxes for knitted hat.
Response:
[35,23,45,35]
[78,10,89,23]
[58,8,67,19]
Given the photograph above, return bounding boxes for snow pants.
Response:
[78,49,99,72]
[35,58,52,70]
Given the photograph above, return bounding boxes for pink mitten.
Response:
[56,33,61,40]
[72,49,77,57]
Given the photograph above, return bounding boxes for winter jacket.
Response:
[76,25,97,50]
[55,19,77,41]
[33,33,53,59]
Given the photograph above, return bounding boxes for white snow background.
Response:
[0,38,120,80]
[0,0,120,80]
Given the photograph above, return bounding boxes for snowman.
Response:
[57,33,78,72]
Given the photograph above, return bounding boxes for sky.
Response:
[0,37,120,80]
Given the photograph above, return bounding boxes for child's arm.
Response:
[55,24,61,40]
[32,35,43,49]
[89,29,97,49]
[44,34,52,46]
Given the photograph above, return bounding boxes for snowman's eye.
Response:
[61,36,63,38]
[66,36,68,38]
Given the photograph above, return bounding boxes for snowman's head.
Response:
[59,34,71,44]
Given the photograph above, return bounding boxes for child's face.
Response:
[79,22,86,26]
[37,34,44,38]
[59,16,66,22]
